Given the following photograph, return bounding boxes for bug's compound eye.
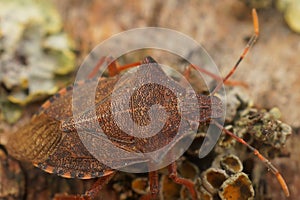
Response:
[72,28,227,173]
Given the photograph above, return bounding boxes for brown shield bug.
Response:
[6,9,289,199]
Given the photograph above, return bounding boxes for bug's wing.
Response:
[32,128,117,179]
[6,76,114,162]
[43,128,151,177]
[7,113,62,164]
[7,76,149,178]
[37,76,119,120]
[7,112,130,179]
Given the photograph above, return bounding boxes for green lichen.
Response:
[0,0,76,122]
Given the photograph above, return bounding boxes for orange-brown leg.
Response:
[196,11,288,196]
[84,172,116,199]
[211,9,259,95]
[88,56,142,79]
[90,55,245,90]
[53,172,116,200]
[185,9,259,94]
[184,63,249,88]
[88,56,119,78]
[88,56,107,78]
[140,171,159,200]
[168,162,197,200]
[93,56,244,89]
[213,120,290,197]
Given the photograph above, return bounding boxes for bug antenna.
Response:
[210,9,259,96]
[212,120,290,197]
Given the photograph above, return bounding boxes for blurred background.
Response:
[0,0,299,199]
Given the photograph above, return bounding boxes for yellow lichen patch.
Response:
[218,126,236,148]
[131,177,149,195]
[0,0,76,122]
[202,168,228,194]
[196,186,213,200]
[220,155,243,174]
[178,160,199,180]
[219,172,254,200]
[276,0,300,33]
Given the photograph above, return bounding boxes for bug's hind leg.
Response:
[53,172,116,200]
[140,170,159,200]
[168,162,197,200]
[83,172,116,199]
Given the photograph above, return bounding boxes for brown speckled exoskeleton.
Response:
[6,9,290,199]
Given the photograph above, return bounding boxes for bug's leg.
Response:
[88,56,142,78]
[140,171,159,200]
[211,8,259,95]
[54,172,116,200]
[88,56,126,78]
[182,8,259,88]
[83,172,116,199]
[213,120,290,197]
[168,162,197,200]
[149,171,159,200]
[184,63,249,88]
[117,61,142,72]
[88,56,116,78]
